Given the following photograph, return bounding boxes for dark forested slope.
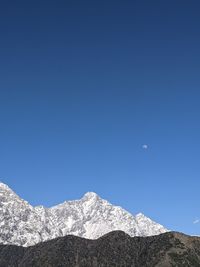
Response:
[0,231,200,267]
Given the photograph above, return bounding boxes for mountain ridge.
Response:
[0,231,200,266]
[0,182,167,247]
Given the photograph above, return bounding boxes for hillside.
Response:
[0,231,200,266]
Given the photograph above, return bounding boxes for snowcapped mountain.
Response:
[0,182,168,246]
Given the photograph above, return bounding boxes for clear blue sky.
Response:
[0,0,200,235]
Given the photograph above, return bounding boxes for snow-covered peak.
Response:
[81,192,103,206]
[0,182,168,247]
[82,191,99,200]
[0,181,29,207]
[0,182,13,192]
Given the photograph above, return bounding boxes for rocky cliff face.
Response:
[0,231,200,267]
[0,182,167,246]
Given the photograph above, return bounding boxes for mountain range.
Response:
[0,182,167,246]
[0,231,200,266]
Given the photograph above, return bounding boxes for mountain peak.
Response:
[0,182,11,190]
[0,182,15,194]
[82,192,100,200]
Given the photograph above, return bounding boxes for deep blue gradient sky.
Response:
[1,1,200,235]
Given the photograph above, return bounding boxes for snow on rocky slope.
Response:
[0,182,167,246]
